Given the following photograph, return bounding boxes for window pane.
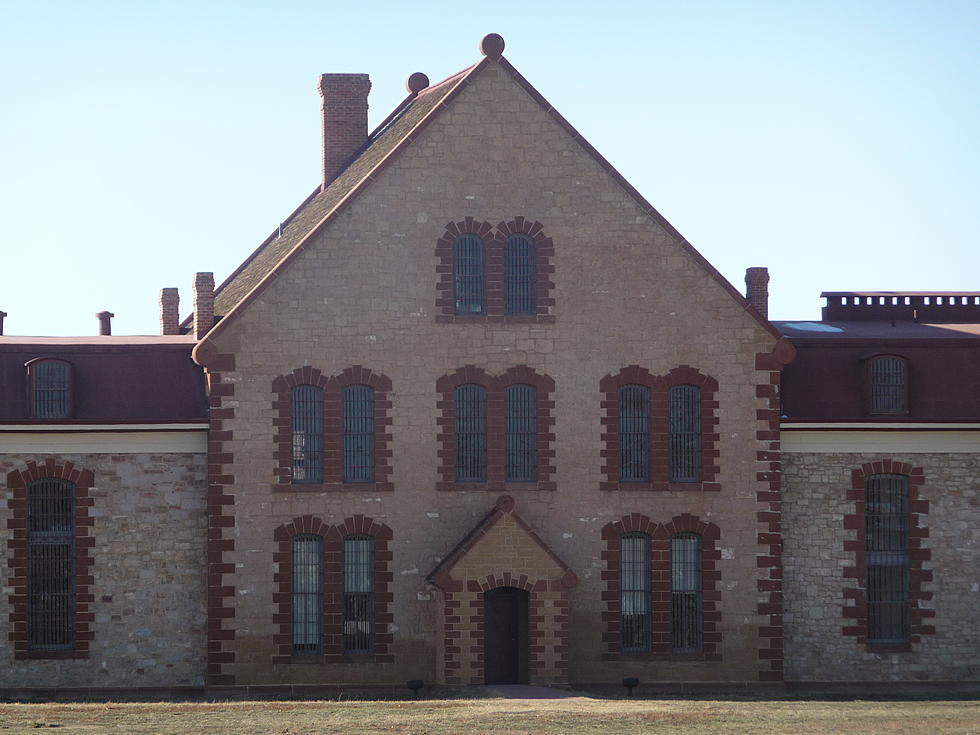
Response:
[342,384,374,483]
[27,478,75,650]
[505,234,535,314]
[619,384,650,482]
[669,385,701,482]
[455,384,487,482]
[671,533,703,652]
[32,361,70,419]
[292,535,323,654]
[344,535,374,653]
[453,234,485,314]
[292,385,323,483]
[620,533,651,651]
[871,357,906,413]
[865,474,910,643]
[505,384,537,481]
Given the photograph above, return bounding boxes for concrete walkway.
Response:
[482,684,583,699]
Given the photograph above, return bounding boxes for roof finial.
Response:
[406,72,429,95]
[480,33,505,60]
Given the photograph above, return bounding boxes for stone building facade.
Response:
[1,35,977,693]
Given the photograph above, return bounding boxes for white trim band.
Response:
[0,431,207,454]
[783,430,980,454]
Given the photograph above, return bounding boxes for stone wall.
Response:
[783,451,980,682]
[202,58,782,687]
[0,452,207,688]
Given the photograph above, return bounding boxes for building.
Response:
[1,34,977,694]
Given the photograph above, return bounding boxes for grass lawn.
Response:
[1,693,978,734]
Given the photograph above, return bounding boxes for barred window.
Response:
[27,478,76,650]
[870,357,907,414]
[505,383,537,481]
[342,384,374,483]
[504,234,535,314]
[455,383,487,482]
[453,234,485,314]
[344,535,374,654]
[671,533,703,652]
[292,534,323,654]
[292,385,324,483]
[669,385,702,482]
[865,474,910,643]
[620,532,651,651]
[28,359,71,419]
[619,384,650,482]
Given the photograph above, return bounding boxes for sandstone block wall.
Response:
[783,451,980,682]
[204,59,781,687]
[0,452,207,688]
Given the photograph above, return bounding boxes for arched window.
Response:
[619,384,650,482]
[453,234,485,314]
[668,385,701,482]
[869,356,908,414]
[620,532,651,651]
[504,234,535,314]
[343,535,374,653]
[291,534,323,654]
[671,533,703,652]
[27,478,76,650]
[505,383,537,481]
[865,474,910,643]
[455,383,487,482]
[27,359,72,419]
[342,384,374,483]
[292,385,324,483]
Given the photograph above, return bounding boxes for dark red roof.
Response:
[0,337,207,422]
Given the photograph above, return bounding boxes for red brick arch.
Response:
[601,512,721,661]
[6,460,95,659]
[842,460,933,651]
[273,514,394,664]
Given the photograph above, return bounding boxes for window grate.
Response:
[619,384,650,482]
[344,535,374,654]
[669,385,702,482]
[342,384,374,483]
[504,234,535,314]
[505,384,537,481]
[27,478,75,650]
[620,533,651,651]
[453,234,485,314]
[871,357,907,413]
[31,361,70,419]
[455,383,487,482]
[671,533,703,652]
[865,474,910,643]
[292,385,324,483]
[292,535,323,654]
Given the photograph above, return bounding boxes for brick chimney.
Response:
[318,73,371,189]
[745,267,770,319]
[97,311,114,335]
[160,288,180,335]
[193,272,215,340]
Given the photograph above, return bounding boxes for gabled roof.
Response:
[193,34,782,364]
[426,494,577,591]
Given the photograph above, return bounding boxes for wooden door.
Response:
[484,587,528,684]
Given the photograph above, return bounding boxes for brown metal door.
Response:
[484,587,528,684]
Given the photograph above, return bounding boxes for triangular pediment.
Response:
[427,495,577,591]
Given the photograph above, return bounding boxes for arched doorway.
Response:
[484,586,529,684]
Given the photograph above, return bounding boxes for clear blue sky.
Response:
[2,0,978,335]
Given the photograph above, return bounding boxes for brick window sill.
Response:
[437,481,556,492]
[599,481,721,492]
[274,482,394,493]
[604,650,717,662]
[435,314,555,325]
[18,649,88,660]
[866,642,912,654]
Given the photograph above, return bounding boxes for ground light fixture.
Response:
[622,677,640,696]
[406,679,425,697]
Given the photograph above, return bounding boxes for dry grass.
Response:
[0,694,978,734]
